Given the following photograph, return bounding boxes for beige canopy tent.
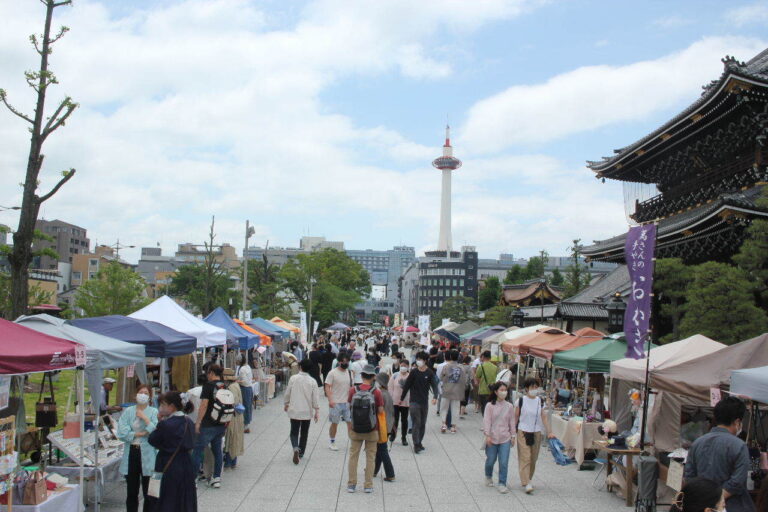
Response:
[651,333,768,401]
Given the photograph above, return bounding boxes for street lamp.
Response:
[241,220,256,320]
[110,239,135,259]
[603,292,626,334]
[308,276,317,341]
[511,306,527,328]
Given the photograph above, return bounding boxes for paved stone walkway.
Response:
[97,379,626,512]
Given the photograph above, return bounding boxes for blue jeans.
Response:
[193,425,226,478]
[240,385,253,426]
[485,441,511,485]
[223,452,237,468]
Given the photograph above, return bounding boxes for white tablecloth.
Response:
[0,484,82,512]
[550,414,603,465]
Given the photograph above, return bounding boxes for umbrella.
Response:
[326,322,351,331]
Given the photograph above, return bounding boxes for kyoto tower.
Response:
[432,125,462,253]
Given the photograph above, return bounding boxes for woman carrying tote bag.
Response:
[149,391,197,511]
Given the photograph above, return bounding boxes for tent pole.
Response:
[639,333,653,451]
[583,372,589,409]
[78,370,85,510]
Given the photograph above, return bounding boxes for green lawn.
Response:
[22,370,120,430]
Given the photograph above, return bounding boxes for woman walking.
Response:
[117,385,158,512]
[148,391,197,512]
[235,354,254,434]
[223,368,245,469]
[514,378,554,494]
[374,372,395,481]
[388,360,410,445]
[483,382,515,494]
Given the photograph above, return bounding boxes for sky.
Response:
[1,0,767,264]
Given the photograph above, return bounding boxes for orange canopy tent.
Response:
[527,327,605,360]
[501,327,569,355]
[270,317,300,333]
[233,318,272,346]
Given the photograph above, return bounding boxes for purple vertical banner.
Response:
[624,224,657,359]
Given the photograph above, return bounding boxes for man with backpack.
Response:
[193,364,234,489]
[439,350,468,434]
[346,365,384,494]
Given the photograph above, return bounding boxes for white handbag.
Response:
[147,420,188,499]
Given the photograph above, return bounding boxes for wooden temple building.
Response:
[498,279,563,307]
[583,49,768,263]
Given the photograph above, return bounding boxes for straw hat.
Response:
[223,368,237,381]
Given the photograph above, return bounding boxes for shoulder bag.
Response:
[148,419,189,498]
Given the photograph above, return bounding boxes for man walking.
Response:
[400,351,438,453]
[474,351,498,416]
[685,396,754,512]
[193,364,229,489]
[324,353,353,451]
[347,365,384,493]
[284,359,320,464]
[440,350,467,433]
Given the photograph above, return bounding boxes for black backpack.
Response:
[351,385,377,433]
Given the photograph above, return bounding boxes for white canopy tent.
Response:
[129,295,226,348]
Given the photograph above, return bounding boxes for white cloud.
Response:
[726,3,768,26]
[460,36,767,153]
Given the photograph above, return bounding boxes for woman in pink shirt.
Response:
[387,361,411,446]
[483,382,516,494]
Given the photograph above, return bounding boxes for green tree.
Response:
[3,1,79,320]
[733,188,768,308]
[279,248,370,327]
[484,305,515,327]
[654,258,693,343]
[244,259,292,319]
[432,296,476,328]
[169,217,233,316]
[478,276,501,310]
[74,262,150,317]
[678,262,768,344]
[550,267,565,287]
[563,239,591,298]
[503,264,526,285]
[525,251,548,281]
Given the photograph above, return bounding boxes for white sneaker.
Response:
[525,483,534,494]
[485,477,494,487]
[498,484,509,494]
[329,442,339,451]
[210,477,221,489]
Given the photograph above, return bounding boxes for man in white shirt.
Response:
[349,352,366,385]
[236,354,254,434]
[324,353,353,451]
[284,359,320,463]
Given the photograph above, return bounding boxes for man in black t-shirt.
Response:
[192,364,228,489]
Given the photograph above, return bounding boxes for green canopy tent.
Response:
[553,335,658,373]
[459,326,490,343]
[451,320,481,336]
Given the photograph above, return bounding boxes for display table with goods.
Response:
[597,445,642,507]
[0,484,82,512]
[549,413,603,466]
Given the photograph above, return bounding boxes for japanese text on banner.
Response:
[623,224,656,359]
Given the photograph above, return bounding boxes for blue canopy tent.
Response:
[466,325,506,346]
[72,315,197,357]
[434,327,460,343]
[204,307,259,350]
[248,318,289,340]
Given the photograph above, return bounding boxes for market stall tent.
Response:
[466,325,506,346]
[0,318,79,374]
[129,295,227,348]
[450,320,481,336]
[610,334,724,382]
[528,327,605,360]
[234,319,272,346]
[393,325,419,333]
[72,315,197,357]
[204,307,259,350]
[501,327,569,355]
[270,317,300,334]
[16,314,148,411]
[651,333,768,401]
[731,366,768,403]
[248,318,289,340]
[553,335,658,373]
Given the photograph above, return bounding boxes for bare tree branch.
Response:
[38,168,75,204]
[0,91,34,124]
[42,96,76,138]
[53,1,72,7]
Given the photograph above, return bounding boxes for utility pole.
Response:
[242,220,255,320]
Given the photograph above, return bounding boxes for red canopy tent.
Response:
[527,327,605,360]
[393,325,419,333]
[0,317,79,374]
[501,327,569,355]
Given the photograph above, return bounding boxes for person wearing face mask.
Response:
[400,352,439,453]
[388,360,411,445]
[483,382,516,494]
[117,385,159,512]
[325,353,354,451]
[685,396,754,512]
[513,378,555,494]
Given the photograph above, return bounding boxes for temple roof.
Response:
[583,185,768,261]
[587,48,768,179]
[499,279,563,306]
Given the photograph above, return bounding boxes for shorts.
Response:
[329,403,351,424]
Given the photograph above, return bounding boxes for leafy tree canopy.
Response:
[74,261,150,317]
[478,276,501,311]
[432,296,477,328]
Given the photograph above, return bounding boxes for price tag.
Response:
[75,345,87,366]
[126,364,135,378]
